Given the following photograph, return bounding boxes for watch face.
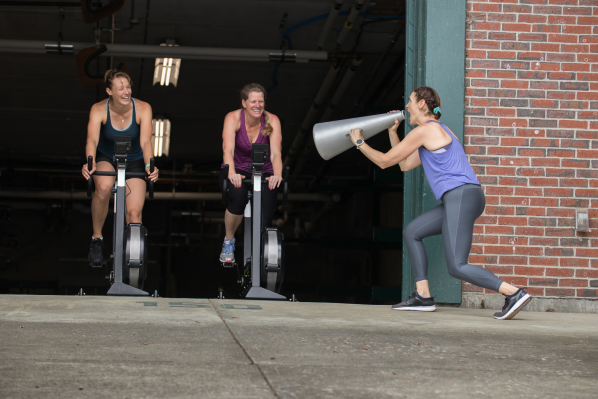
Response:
[357,139,364,145]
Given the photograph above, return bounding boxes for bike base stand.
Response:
[107,282,149,296]
[245,286,285,300]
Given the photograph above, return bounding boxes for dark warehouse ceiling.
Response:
[1,0,406,178]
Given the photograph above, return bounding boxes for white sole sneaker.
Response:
[494,293,532,320]
[392,305,436,312]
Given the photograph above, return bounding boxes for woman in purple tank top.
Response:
[218,83,283,264]
[348,86,531,320]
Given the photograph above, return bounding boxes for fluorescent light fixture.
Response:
[153,40,181,87]
[151,118,171,157]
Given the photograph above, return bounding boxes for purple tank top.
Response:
[223,110,273,174]
[418,120,480,200]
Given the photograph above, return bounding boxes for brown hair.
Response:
[240,83,273,136]
[413,86,441,120]
[104,69,132,90]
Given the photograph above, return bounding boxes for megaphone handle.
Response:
[345,128,362,137]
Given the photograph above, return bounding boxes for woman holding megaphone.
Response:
[348,86,531,320]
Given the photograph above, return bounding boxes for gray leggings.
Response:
[403,184,504,292]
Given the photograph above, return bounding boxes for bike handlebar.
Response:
[221,164,290,206]
[86,155,155,199]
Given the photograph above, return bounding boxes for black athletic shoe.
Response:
[88,238,104,264]
[392,292,436,312]
[494,289,532,320]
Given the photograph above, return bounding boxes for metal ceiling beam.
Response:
[0,40,329,63]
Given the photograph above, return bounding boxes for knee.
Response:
[127,209,142,223]
[403,223,419,243]
[94,184,112,200]
[446,260,464,279]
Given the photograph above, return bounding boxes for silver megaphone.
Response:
[313,110,406,160]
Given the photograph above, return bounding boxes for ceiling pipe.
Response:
[317,0,345,50]
[0,190,332,202]
[291,56,363,179]
[282,63,341,170]
[0,40,328,63]
[337,0,368,48]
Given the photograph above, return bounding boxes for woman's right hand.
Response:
[228,172,246,189]
[387,110,402,135]
[82,162,96,180]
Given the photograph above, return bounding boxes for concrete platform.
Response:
[1,295,597,399]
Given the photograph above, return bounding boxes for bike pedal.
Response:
[221,262,236,268]
[90,262,103,268]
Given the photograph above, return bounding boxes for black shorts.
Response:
[218,167,278,228]
[96,152,146,181]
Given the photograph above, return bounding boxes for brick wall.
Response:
[464,0,598,299]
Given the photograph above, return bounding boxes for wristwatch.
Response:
[356,138,365,149]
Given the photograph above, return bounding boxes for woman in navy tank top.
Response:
[81,69,159,265]
[348,86,531,320]
[218,83,283,264]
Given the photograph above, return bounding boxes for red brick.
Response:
[546,288,575,296]
[531,158,560,167]
[562,159,590,168]
[467,50,487,59]
[578,91,598,100]
[531,100,557,108]
[563,25,593,35]
[547,15,576,24]
[515,188,543,196]
[559,120,587,129]
[487,166,516,175]
[544,188,573,196]
[515,266,545,276]
[500,276,529,286]
[562,63,591,72]
[531,43,560,52]
[498,256,528,266]
[529,177,559,186]
[485,226,514,235]
[546,150,576,158]
[488,147,516,155]
[487,107,517,116]
[486,265,515,274]
[578,16,598,24]
[517,207,546,216]
[577,150,598,158]
[546,268,574,277]
[473,3,501,12]
[577,270,598,278]
[499,118,528,127]
[559,279,589,287]
[529,257,559,266]
[548,34,579,43]
[577,248,598,256]
[498,216,528,226]
[577,289,598,298]
[546,53,575,62]
[562,44,590,53]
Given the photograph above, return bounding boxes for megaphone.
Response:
[313,111,406,160]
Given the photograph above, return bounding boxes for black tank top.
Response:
[97,98,143,161]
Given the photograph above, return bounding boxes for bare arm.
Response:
[266,114,283,189]
[222,111,245,188]
[349,125,425,170]
[137,101,159,182]
[82,103,104,179]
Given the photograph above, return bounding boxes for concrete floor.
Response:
[1,295,597,399]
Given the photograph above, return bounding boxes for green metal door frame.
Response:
[402,0,466,303]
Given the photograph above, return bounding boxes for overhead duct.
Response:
[317,0,345,50]
[0,40,328,63]
[291,56,363,178]
[337,0,368,48]
[282,63,341,170]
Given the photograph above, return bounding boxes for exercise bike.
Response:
[221,143,289,300]
[86,135,154,296]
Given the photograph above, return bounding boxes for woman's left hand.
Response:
[146,166,159,182]
[349,128,363,145]
[266,175,283,190]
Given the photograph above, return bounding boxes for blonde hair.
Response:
[104,69,132,90]
[240,83,273,136]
